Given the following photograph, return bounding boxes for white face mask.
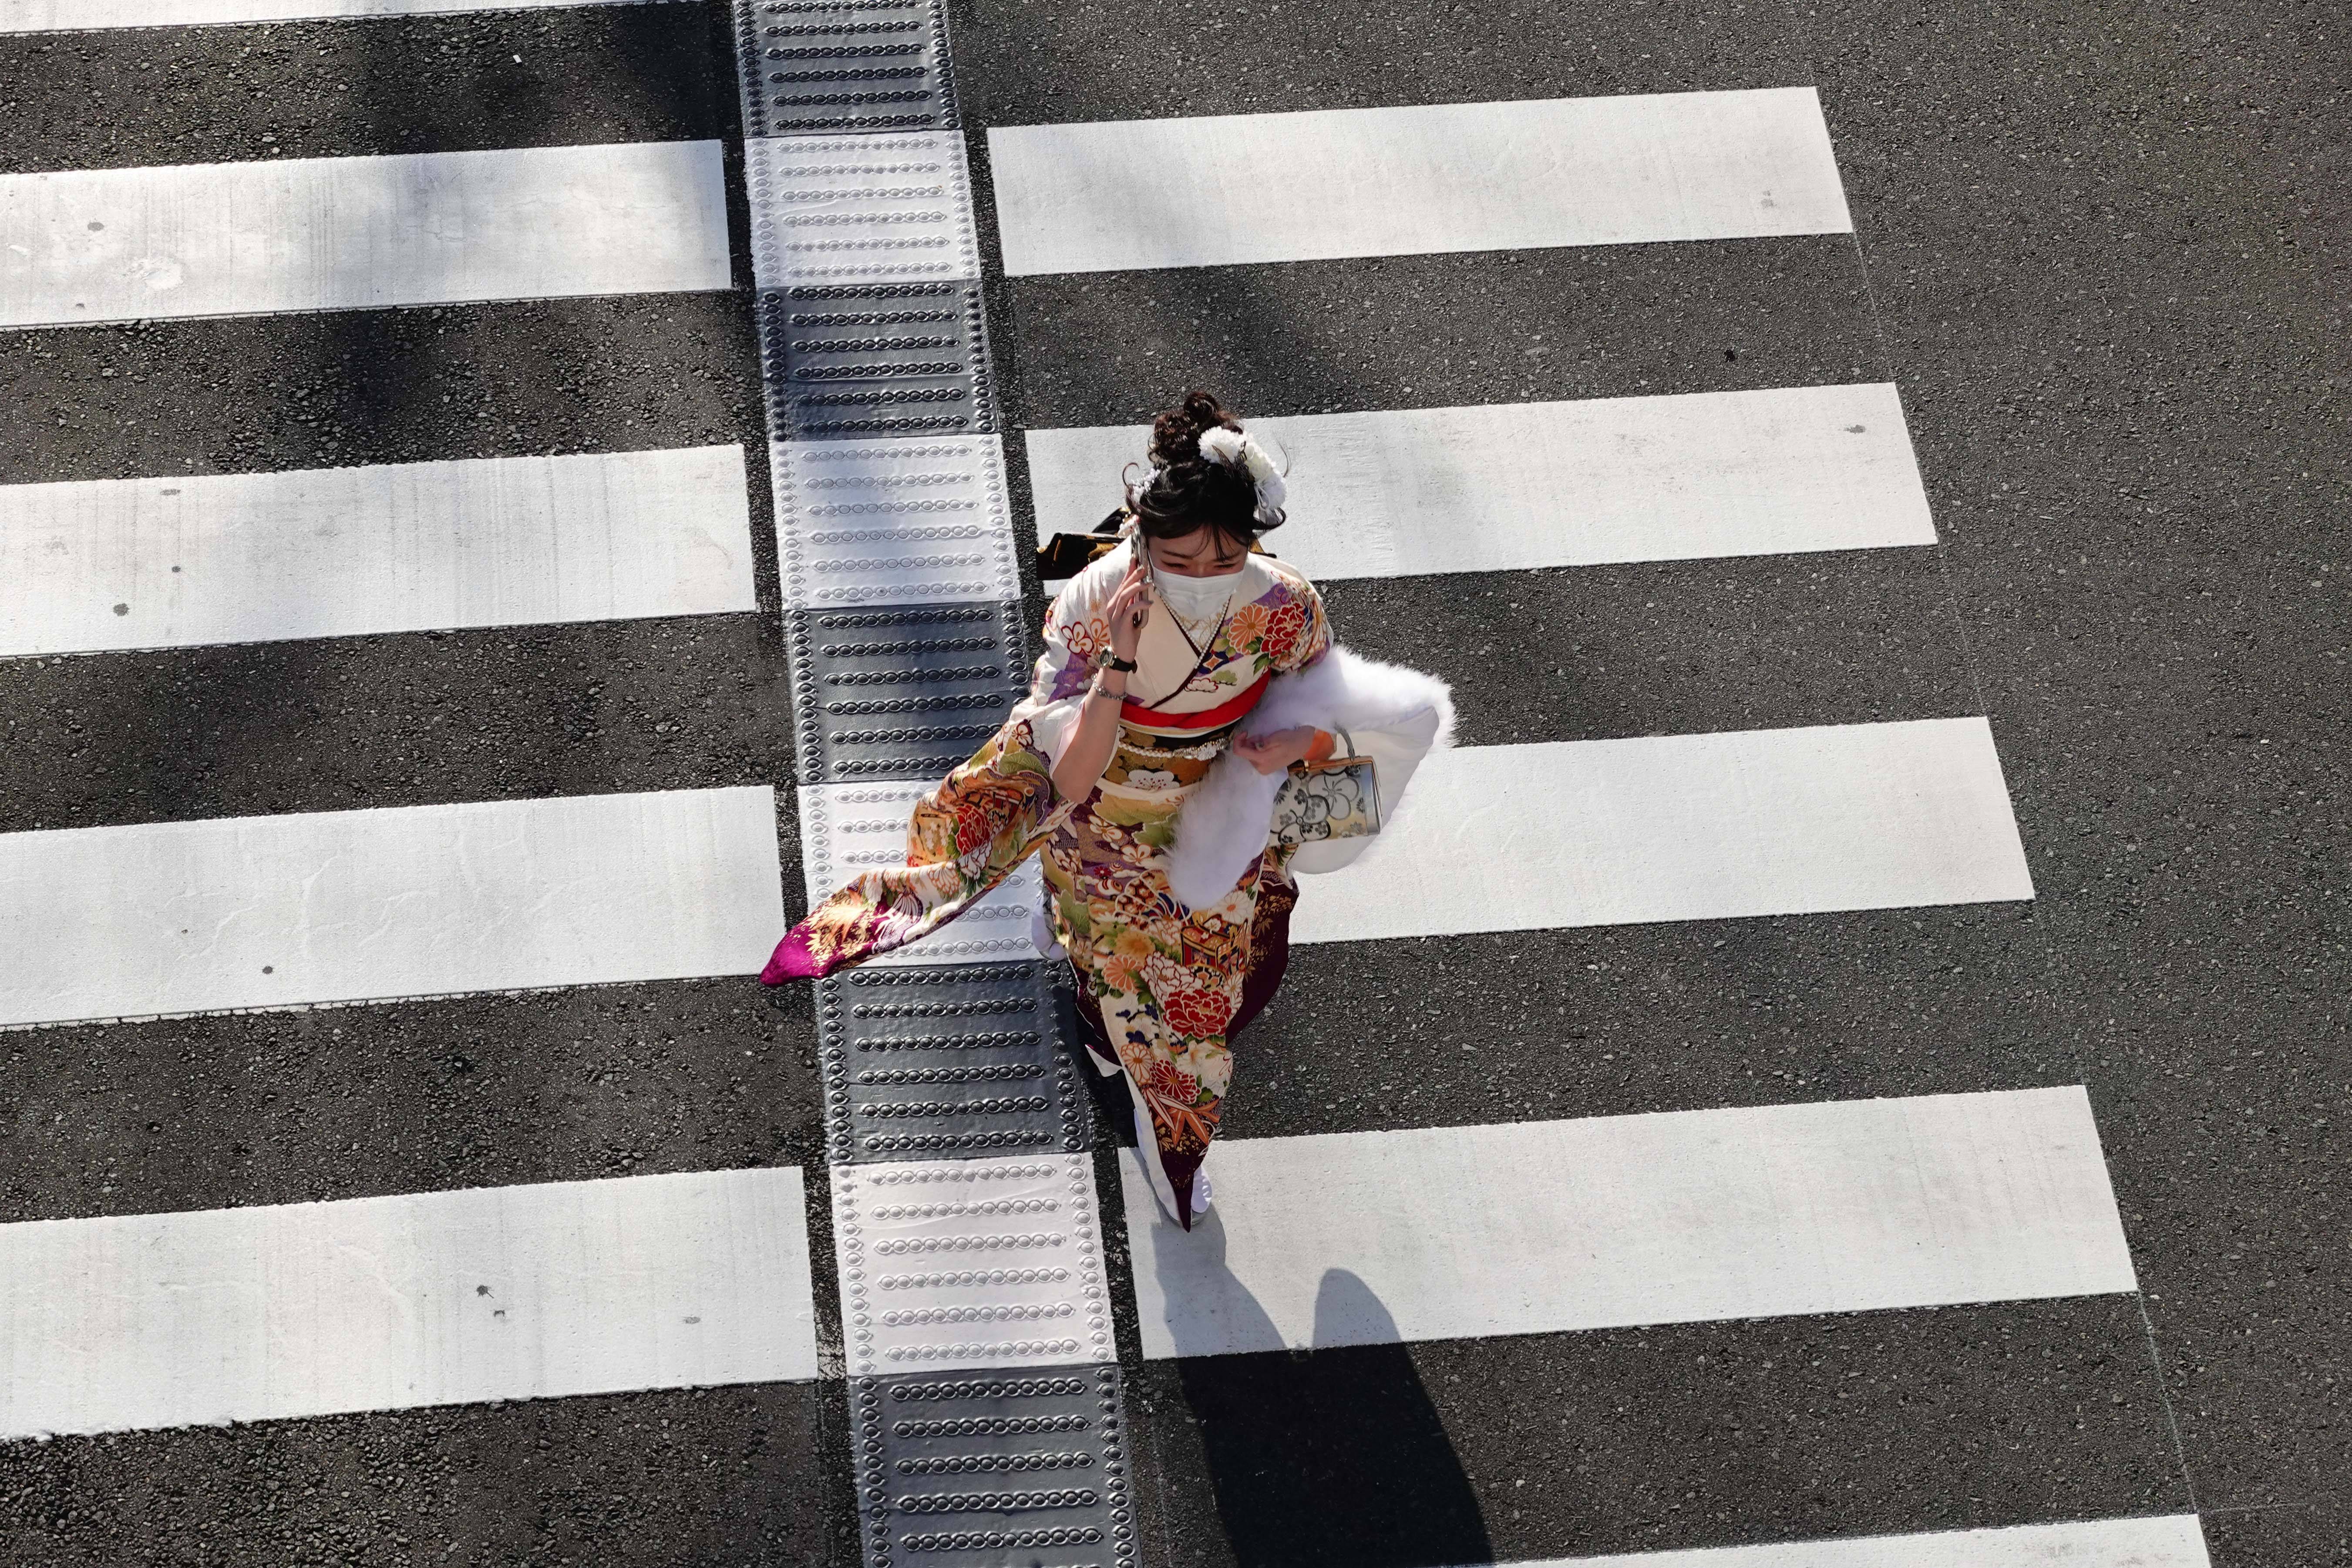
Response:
[1150,559,1245,620]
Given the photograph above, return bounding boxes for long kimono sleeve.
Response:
[1012,547,1123,770]
[759,559,1131,983]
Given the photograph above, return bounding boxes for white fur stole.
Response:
[1164,645,1454,912]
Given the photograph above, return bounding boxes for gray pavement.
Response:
[0,1,2344,1565]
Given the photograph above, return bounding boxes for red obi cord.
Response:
[1119,673,1269,734]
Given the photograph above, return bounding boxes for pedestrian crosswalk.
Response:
[0,5,834,1555]
[0,141,730,327]
[0,444,754,656]
[1122,1087,2132,1359]
[0,1164,818,1440]
[976,41,2208,1568]
[0,786,784,1028]
[1027,383,1937,582]
[986,88,1853,275]
[0,3,2214,1565]
[1289,720,2032,943]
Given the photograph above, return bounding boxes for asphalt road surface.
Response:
[0,2,2342,1566]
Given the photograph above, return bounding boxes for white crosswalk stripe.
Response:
[1123,1087,2134,1359]
[0,445,755,656]
[1475,1516,2211,1568]
[1028,384,1936,583]
[0,142,730,328]
[1292,720,2032,943]
[986,88,1853,276]
[0,1165,819,1440]
[0,787,784,1029]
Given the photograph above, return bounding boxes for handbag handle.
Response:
[1292,726,1359,772]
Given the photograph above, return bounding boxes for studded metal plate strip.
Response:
[732,0,959,140]
[851,1366,1137,1568]
[834,1154,1114,1376]
[787,601,1026,783]
[747,132,981,291]
[773,436,1016,609]
[725,7,1147,1564]
[740,92,988,444]
[817,962,1089,1164]
[758,283,997,441]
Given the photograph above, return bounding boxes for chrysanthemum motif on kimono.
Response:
[764,725,1059,983]
[1019,544,1330,1218]
[760,535,1333,1229]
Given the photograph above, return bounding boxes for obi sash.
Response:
[1120,672,1268,739]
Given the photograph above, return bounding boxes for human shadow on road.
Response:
[1151,1221,1492,1568]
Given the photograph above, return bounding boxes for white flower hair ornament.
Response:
[1195,426,1289,528]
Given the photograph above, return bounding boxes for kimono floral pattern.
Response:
[760,542,1332,1227]
[758,723,1059,982]
[1030,554,1329,1217]
[1040,567,1321,711]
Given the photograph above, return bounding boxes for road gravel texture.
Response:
[0,0,2343,1565]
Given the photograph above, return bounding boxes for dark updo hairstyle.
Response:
[1127,390,1280,547]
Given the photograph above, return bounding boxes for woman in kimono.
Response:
[762,391,1451,1227]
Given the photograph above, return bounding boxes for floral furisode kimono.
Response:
[763,532,1452,1228]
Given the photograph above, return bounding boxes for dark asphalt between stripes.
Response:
[0,615,800,834]
[0,4,735,174]
[1,978,827,1225]
[0,1381,853,1567]
[1220,904,2062,1141]
[995,240,1890,434]
[0,294,767,488]
[1118,1297,2186,1566]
